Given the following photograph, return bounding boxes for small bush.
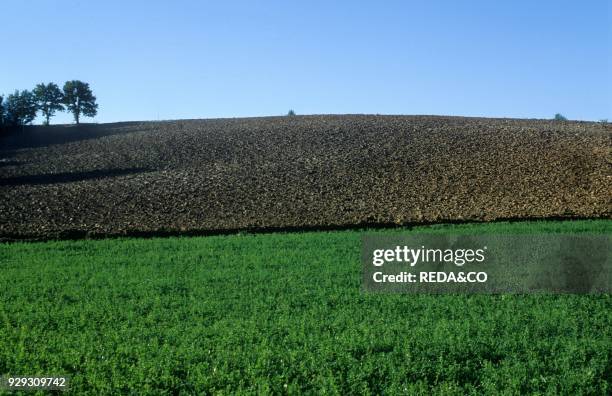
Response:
[599,119,608,125]
[554,113,567,121]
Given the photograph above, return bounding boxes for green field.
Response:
[1,220,610,395]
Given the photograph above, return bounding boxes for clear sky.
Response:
[2,0,610,123]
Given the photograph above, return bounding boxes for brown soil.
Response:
[0,115,610,240]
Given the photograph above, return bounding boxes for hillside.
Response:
[0,115,610,240]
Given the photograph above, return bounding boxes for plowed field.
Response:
[1,115,610,240]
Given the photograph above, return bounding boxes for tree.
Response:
[0,95,4,130]
[554,113,567,121]
[287,109,296,116]
[63,80,98,124]
[4,90,38,127]
[33,82,64,125]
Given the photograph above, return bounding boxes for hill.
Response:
[0,115,610,240]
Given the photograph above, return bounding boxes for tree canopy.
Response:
[0,96,4,129]
[63,80,98,124]
[4,90,38,127]
[1,80,99,130]
[33,83,64,125]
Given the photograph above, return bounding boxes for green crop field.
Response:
[1,220,610,395]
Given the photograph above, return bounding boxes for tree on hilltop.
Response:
[34,82,64,125]
[63,80,98,124]
[0,95,4,130]
[4,90,38,127]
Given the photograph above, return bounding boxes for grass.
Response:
[0,220,610,394]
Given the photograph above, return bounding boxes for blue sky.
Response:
[2,0,610,123]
